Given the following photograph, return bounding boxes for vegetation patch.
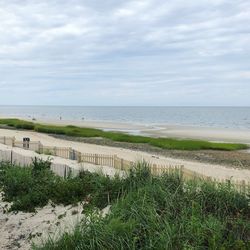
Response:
[0,160,249,249]
[0,118,248,151]
[0,159,124,212]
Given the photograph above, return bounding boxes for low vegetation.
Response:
[0,160,249,249]
[0,118,248,151]
[0,158,123,212]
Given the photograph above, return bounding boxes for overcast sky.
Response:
[0,0,249,106]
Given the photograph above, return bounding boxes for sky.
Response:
[0,0,250,106]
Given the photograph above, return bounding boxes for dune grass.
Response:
[33,165,250,250]
[0,118,248,151]
[40,184,249,250]
[0,158,124,212]
[0,160,249,249]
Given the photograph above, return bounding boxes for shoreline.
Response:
[1,116,250,144]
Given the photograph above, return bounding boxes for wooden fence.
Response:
[0,136,249,193]
[0,148,78,178]
[0,136,185,178]
[0,136,15,146]
[39,145,71,159]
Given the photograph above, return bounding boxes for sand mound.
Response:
[0,193,85,250]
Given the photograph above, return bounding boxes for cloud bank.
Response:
[0,0,249,105]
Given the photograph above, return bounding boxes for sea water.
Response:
[0,106,250,129]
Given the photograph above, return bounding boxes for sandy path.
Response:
[0,128,250,181]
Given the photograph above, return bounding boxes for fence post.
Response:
[39,142,43,154]
[113,155,117,168]
[68,147,72,159]
[121,158,124,170]
[38,142,41,154]
[95,154,98,165]
[69,148,73,160]
[53,147,56,156]
[3,136,6,145]
[78,152,81,163]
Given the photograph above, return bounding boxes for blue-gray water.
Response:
[0,106,250,129]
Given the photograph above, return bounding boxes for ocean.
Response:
[0,106,250,129]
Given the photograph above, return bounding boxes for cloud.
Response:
[0,0,249,105]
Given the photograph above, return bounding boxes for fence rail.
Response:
[0,136,249,193]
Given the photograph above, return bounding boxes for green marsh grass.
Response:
[0,118,248,151]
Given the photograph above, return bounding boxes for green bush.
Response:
[0,158,56,212]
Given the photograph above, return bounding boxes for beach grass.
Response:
[1,160,249,249]
[0,158,124,212]
[39,180,249,250]
[0,118,248,151]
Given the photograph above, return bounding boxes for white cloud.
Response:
[0,0,249,105]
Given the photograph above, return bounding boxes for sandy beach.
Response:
[143,125,250,144]
[2,116,250,144]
